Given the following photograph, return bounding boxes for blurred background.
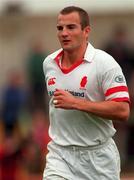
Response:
[0,0,134,180]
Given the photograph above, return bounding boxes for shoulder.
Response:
[95,49,117,64]
[43,48,62,64]
[94,48,121,71]
[86,43,119,68]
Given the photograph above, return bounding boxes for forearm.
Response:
[53,89,130,121]
[73,98,130,122]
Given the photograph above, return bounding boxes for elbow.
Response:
[116,102,130,122]
[118,109,130,122]
[119,114,129,122]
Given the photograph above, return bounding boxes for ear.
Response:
[85,26,90,33]
[84,26,90,39]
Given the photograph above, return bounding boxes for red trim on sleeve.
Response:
[105,86,128,96]
[111,97,130,103]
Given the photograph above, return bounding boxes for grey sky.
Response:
[0,0,134,15]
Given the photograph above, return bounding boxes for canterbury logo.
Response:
[80,76,87,88]
[48,77,56,85]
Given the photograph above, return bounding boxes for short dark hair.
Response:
[59,6,90,30]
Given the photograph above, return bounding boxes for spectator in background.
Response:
[0,132,23,180]
[30,109,50,150]
[0,70,27,180]
[103,25,134,84]
[1,70,27,137]
[125,70,134,171]
[26,41,48,111]
[21,109,50,178]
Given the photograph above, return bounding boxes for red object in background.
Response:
[0,155,17,180]
[0,145,18,180]
[0,137,21,180]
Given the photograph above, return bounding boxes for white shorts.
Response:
[43,138,121,180]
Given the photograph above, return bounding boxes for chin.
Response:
[63,47,71,50]
[62,46,71,51]
[62,45,75,51]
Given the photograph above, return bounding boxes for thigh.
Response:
[43,142,72,180]
[77,139,121,180]
[92,139,121,180]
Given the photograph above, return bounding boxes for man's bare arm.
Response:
[53,89,130,122]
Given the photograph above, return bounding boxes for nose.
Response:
[61,27,69,37]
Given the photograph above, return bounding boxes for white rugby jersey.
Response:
[43,43,129,146]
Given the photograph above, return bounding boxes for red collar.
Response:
[54,51,84,74]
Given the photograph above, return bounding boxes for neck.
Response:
[63,42,88,66]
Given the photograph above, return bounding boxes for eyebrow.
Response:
[57,23,78,29]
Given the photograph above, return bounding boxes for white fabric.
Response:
[43,43,129,146]
[43,138,120,180]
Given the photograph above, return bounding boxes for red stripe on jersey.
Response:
[54,50,84,74]
[61,59,84,74]
[105,86,128,96]
[111,97,130,103]
[55,50,63,63]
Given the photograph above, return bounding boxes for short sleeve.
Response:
[102,67,130,103]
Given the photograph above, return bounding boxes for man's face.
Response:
[57,12,90,51]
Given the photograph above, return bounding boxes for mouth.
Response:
[62,39,71,43]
